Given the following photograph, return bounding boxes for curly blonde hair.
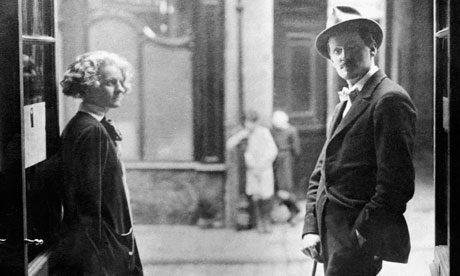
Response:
[60,51,133,98]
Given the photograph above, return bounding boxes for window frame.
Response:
[433,0,460,275]
[0,0,60,274]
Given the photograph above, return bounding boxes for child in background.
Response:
[271,110,302,225]
[227,110,278,233]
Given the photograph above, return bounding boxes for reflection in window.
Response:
[138,0,193,39]
[23,44,52,105]
[22,0,53,36]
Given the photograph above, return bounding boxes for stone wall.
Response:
[127,168,225,225]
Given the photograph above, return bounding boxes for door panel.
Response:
[0,1,59,275]
[0,1,26,274]
[273,0,327,195]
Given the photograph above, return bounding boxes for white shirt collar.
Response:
[349,65,379,92]
[79,102,107,122]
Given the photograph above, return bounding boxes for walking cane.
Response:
[311,260,317,276]
[301,247,318,276]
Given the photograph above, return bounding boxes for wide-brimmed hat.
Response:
[315,6,383,59]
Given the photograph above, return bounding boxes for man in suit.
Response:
[301,6,417,276]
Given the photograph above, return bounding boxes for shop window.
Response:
[22,0,60,267]
[141,43,193,161]
[0,0,60,275]
[192,1,224,163]
[22,0,53,36]
[88,0,205,162]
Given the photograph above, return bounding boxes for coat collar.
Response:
[329,70,387,140]
[327,101,347,138]
[359,69,386,100]
[346,65,379,93]
[79,102,107,122]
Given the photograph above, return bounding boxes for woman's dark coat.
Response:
[50,112,143,276]
[271,125,301,191]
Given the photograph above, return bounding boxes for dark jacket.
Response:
[50,112,143,276]
[271,126,301,191]
[302,70,416,263]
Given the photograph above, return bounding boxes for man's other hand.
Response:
[301,234,323,263]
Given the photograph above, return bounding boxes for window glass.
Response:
[142,44,193,161]
[88,0,194,161]
[23,43,59,261]
[23,44,52,105]
[436,0,448,30]
[22,0,53,36]
[145,0,193,38]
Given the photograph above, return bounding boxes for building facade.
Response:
[56,0,434,225]
[59,0,227,225]
[57,0,329,226]
[0,0,436,274]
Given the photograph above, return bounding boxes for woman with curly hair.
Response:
[50,51,143,276]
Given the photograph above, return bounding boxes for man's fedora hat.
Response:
[315,6,383,59]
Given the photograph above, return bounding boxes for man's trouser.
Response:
[320,199,382,276]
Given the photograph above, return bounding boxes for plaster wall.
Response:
[390,0,434,153]
[224,0,274,128]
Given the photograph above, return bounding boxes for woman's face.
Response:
[83,65,127,109]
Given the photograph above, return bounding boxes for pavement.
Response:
[135,179,434,276]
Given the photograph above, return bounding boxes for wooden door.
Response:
[273,0,327,195]
[0,1,60,275]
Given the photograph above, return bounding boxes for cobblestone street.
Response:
[135,169,434,276]
[143,262,312,276]
[136,223,318,276]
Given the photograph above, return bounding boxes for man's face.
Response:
[84,65,127,109]
[328,31,374,83]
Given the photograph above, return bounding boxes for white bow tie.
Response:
[338,87,359,103]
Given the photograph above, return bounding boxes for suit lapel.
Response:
[328,101,347,138]
[329,70,387,141]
